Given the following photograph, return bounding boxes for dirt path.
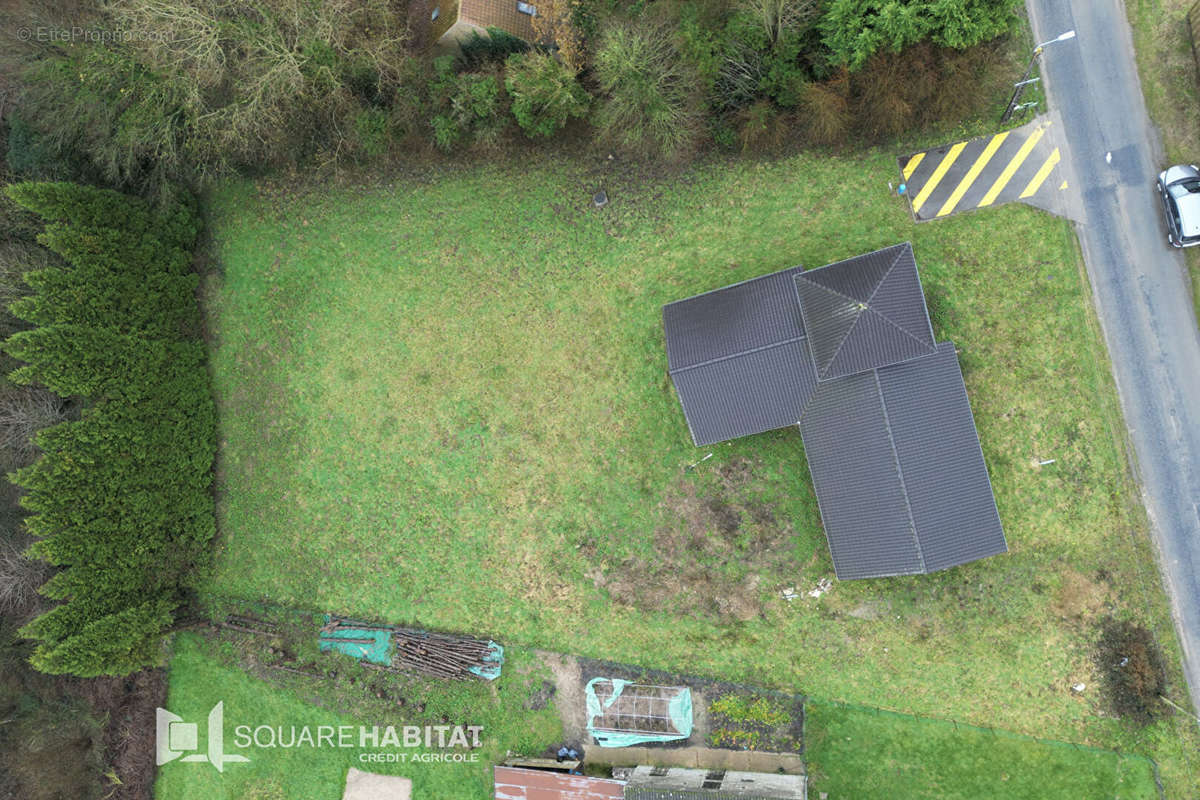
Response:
[540,651,587,746]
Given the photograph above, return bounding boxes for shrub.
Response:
[4,116,76,181]
[430,58,509,152]
[819,0,1019,70]
[800,71,851,145]
[16,0,415,197]
[738,99,789,152]
[1096,618,1172,726]
[593,23,702,157]
[2,182,216,677]
[458,27,531,72]
[505,53,590,138]
[353,109,391,159]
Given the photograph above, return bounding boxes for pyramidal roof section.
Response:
[794,243,936,381]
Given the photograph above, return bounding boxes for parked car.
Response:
[1156,164,1200,247]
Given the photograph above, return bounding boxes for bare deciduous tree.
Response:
[744,0,819,47]
[0,384,65,464]
[0,535,48,621]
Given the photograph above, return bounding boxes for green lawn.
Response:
[805,700,1159,799]
[195,149,1199,796]
[155,632,562,800]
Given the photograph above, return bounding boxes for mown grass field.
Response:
[804,699,1160,799]
[193,149,1199,796]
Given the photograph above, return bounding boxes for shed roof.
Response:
[799,342,1007,579]
[494,767,625,800]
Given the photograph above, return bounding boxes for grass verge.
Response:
[1127,0,1200,314]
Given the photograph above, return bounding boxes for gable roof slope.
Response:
[799,342,1006,579]
[663,266,818,446]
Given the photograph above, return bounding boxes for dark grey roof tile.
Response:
[671,340,817,446]
[663,267,805,371]
[798,372,924,580]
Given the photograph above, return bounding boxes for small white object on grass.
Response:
[1071,683,1086,693]
[1106,151,1112,164]
[807,577,833,599]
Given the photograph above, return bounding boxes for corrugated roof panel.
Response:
[493,767,625,800]
[798,244,905,302]
[663,267,805,371]
[670,340,817,446]
[795,243,936,381]
[799,372,924,580]
[866,247,935,347]
[822,308,938,380]
[877,343,1007,572]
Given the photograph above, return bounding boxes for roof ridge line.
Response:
[662,265,804,309]
[814,299,866,379]
[667,334,808,374]
[864,245,907,305]
[867,306,938,351]
[795,271,862,306]
[873,370,926,572]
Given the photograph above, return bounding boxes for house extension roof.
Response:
[799,343,1007,579]
[663,267,817,446]
[661,243,1007,580]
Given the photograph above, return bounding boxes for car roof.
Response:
[1164,164,1200,184]
[1177,192,1200,238]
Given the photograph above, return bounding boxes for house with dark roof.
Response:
[663,243,1007,580]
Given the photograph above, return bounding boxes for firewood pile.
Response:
[322,615,500,681]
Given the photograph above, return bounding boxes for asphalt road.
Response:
[1025,0,1200,719]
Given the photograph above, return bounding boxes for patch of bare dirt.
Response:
[1050,568,1112,621]
[596,456,793,623]
[542,652,586,745]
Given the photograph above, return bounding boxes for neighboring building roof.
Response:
[623,766,806,800]
[661,242,1007,580]
[799,343,1008,579]
[794,243,936,381]
[459,0,539,42]
[663,267,817,445]
[495,766,625,800]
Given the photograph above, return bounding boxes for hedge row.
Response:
[3,182,215,677]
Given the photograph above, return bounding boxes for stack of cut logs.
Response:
[391,628,496,680]
[323,616,496,681]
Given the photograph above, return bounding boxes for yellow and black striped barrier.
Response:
[898,116,1065,221]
